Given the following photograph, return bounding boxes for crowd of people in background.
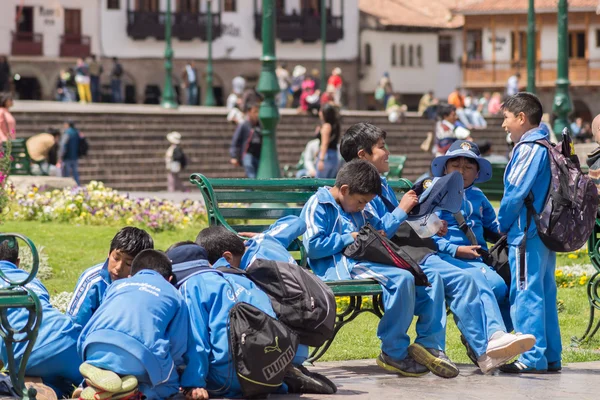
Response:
[55,56,124,104]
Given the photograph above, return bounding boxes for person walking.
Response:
[327,67,343,106]
[60,120,81,185]
[88,55,103,103]
[0,92,16,142]
[74,58,91,103]
[0,56,11,92]
[505,72,520,97]
[110,57,124,103]
[315,103,341,178]
[165,131,187,192]
[182,61,199,106]
[276,62,290,108]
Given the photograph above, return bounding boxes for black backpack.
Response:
[520,130,599,252]
[222,259,336,348]
[78,136,89,157]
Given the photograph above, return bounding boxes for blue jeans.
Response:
[111,79,122,103]
[278,90,288,108]
[187,84,198,105]
[315,149,339,179]
[242,153,259,178]
[90,75,100,102]
[509,235,561,369]
[62,159,80,185]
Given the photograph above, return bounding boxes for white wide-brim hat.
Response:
[167,131,182,145]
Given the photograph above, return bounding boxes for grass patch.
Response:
[4,220,600,363]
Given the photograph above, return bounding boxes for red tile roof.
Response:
[454,0,598,14]
[359,0,466,29]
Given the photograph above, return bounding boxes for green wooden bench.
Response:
[190,173,412,363]
[475,162,507,201]
[2,139,49,176]
[384,154,407,180]
[0,233,42,400]
[574,218,600,344]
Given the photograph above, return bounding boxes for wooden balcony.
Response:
[127,10,221,41]
[254,12,344,43]
[60,34,91,58]
[462,60,600,88]
[11,32,43,56]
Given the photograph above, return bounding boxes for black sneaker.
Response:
[460,334,479,367]
[284,365,337,394]
[376,352,429,377]
[499,360,547,374]
[408,343,460,379]
[548,361,562,372]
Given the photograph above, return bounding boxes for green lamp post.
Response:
[256,0,281,178]
[161,0,178,109]
[320,0,327,92]
[526,0,536,93]
[552,0,572,133]
[204,0,216,106]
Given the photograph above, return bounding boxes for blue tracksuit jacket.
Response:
[67,260,111,328]
[241,215,306,268]
[0,261,81,369]
[434,185,500,255]
[499,127,551,245]
[179,263,276,398]
[365,177,409,234]
[301,187,389,281]
[78,270,188,390]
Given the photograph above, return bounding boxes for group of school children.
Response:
[0,92,561,399]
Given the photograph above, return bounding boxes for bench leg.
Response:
[573,271,600,345]
[0,296,42,399]
[307,294,384,364]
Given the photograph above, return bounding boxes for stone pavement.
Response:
[269,359,600,400]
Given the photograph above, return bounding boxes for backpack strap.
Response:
[452,212,478,246]
[216,266,247,275]
[518,192,535,290]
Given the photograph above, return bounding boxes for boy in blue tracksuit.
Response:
[78,250,188,399]
[300,159,460,379]
[339,123,535,374]
[194,217,337,394]
[497,93,560,373]
[67,227,153,328]
[430,140,512,333]
[0,238,82,398]
[166,243,279,399]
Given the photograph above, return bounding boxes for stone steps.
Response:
[13,108,508,191]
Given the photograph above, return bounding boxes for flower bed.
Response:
[5,181,207,232]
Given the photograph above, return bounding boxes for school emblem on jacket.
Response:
[460,142,472,151]
[423,179,433,189]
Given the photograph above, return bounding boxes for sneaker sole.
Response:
[115,375,138,395]
[408,345,459,379]
[79,363,123,393]
[479,353,516,374]
[376,357,429,377]
[486,335,536,360]
[112,389,138,400]
[79,386,112,400]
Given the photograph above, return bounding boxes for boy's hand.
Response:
[399,190,418,213]
[436,220,448,236]
[185,388,209,400]
[351,232,359,240]
[378,230,387,237]
[230,158,240,167]
[456,245,481,259]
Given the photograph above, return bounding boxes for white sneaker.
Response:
[486,332,536,360]
[477,353,515,374]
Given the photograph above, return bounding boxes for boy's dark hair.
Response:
[340,122,387,162]
[334,159,382,196]
[244,101,260,113]
[446,156,479,170]
[109,227,154,257]
[501,92,543,126]
[47,127,61,137]
[165,240,196,253]
[0,237,19,264]
[131,249,173,280]
[195,226,245,264]
[438,104,456,119]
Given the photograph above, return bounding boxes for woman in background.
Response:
[315,103,341,178]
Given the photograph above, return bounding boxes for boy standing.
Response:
[498,92,560,373]
[67,227,153,327]
[0,238,82,398]
[78,250,188,399]
[339,123,534,374]
[301,160,459,378]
